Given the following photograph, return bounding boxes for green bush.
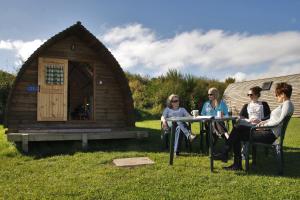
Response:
[126,69,234,120]
[0,70,15,123]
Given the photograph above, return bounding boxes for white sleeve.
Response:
[264,101,291,127]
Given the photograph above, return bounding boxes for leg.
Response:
[224,125,252,170]
[174,126,181,154]
[252,145,257,166]
[177,122,190,138]
[245,142,250,172]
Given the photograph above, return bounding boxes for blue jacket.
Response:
[201,100,228,117]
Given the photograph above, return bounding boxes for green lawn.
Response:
[0,119,299,200]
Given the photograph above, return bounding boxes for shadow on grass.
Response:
[239,148,300,178]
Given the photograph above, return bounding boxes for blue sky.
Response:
[1,0,300,81]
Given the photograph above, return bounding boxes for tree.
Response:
[225,77,235,85]
[0,70,15,123]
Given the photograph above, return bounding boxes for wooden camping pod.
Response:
[4,22,135,132]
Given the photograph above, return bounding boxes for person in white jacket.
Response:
[221,82,294,171]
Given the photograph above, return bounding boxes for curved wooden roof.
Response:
[223,73,300,117]
[5,22,134,126]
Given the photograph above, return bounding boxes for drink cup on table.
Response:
[217,111,222,118]
[191,110,199,118]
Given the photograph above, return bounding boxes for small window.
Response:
[45,65,64,84]
[262,81,273,91]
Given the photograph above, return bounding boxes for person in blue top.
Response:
[201,87,229,117]
[201,87,229,146]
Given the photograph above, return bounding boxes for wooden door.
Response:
[37,57,68,121]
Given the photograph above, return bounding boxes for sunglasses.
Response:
[208,94,214,96]
[247,94,253,96]
[171,100,179,103]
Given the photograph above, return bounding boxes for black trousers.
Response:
[227,125,276,162]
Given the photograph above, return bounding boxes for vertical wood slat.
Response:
[22,133,29,153]
[37,57,68,121]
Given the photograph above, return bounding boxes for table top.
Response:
[166,116,238,122]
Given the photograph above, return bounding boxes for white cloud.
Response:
[0,39,45,70]
[1,23,300,81]
[99,24,300,80]
[232,72,247,82]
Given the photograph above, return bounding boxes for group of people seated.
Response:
[161,82,294,171]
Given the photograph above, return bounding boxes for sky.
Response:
[0,0,300,81]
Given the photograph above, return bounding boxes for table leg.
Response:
[199,122,203,153]
[209,120,214,172]
[169,122,176,165]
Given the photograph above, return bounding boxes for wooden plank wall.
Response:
[223,74,300,117]
[7,35,129,131]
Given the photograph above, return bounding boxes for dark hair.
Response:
[250,86,262,97]
[275,82,292,98]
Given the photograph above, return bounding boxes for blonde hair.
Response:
[166,94,180,108]
[208,87,220,103]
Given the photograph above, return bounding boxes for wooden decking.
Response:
[6,129,148,153]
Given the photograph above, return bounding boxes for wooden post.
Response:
[21,133,29,153]
[82,134,88,151]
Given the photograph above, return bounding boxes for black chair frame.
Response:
[245,115,292,175]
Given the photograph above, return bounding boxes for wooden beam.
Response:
[82,133,88,151]
[21,133,29,153]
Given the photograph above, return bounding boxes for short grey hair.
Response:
[166,94,179,108]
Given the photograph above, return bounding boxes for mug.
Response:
[217,111,223,118]
[191,110,199,118]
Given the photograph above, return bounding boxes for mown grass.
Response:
[0,119,299,200]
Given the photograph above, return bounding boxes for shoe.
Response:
[213,152,228,163]
[189,134,196,142]
[174,152,179,157]
[223,163,243,171]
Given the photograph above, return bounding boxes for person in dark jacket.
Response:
[238,86,271,126]
[214,86,271,165]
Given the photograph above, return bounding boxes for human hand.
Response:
[250,119,261,124]
[162,122,168,129]
[256,121,266,127]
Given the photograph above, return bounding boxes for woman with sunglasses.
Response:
[238,86,271,126]
[161,94,196,156]
[214,86,271,162]
[201,87,229,139]
[221,82,294,170]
